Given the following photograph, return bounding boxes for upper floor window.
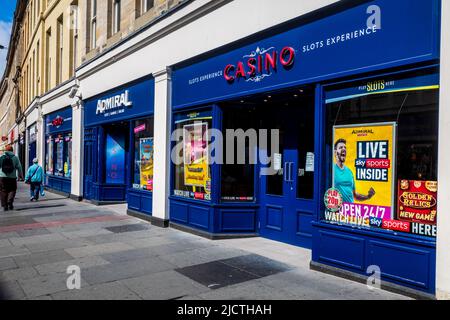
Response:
[141,0,154,14]
[112,0,121,34]
[90,0,97,49]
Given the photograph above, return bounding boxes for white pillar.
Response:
[36,105,45,168]
[436,0,450,300]
[151,68,172,226]
[70,98,84,200]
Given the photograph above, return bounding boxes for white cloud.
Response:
[0,21,13,79]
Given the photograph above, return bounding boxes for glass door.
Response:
[259,89,315,248]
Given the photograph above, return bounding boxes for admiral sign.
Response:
[96,90,132,117]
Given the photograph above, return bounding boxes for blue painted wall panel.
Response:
[220,209,256,232]
[317,230,366,271]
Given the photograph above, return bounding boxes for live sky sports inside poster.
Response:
[183,123,209,188]
[332,122,396,223]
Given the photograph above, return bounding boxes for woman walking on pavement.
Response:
[0,145,24,211]
[25,158,44,202]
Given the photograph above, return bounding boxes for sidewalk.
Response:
[0,183,411,300]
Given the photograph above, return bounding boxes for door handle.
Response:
[284,161,289,182]
[289,162,294,182]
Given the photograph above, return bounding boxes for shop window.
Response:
[55,135,64,177]
[323,71,439,239]
[105,129,127,184]
[173,110,212,201]
[132,118,154,191]
[220,105,256,202]
[46,133,72,178]
[46,136,54,175]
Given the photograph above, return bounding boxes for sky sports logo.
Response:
[369,217,436,237]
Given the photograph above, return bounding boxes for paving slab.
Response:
[197,279,302,300]
[0,257,17,271]
[9,233,67,247]
[0,246,30,259]
[16,228,52,237]
[58,228,113,239]
[65,242,135,258]
[34,256,111,276]
[52,281,141,300]
[81,257,175,285]
[13,249,74,268]
[24,238,93,253]
[121,270,210,300]
[0,239,11,248]
[0,266,38,282]
[18,272,89,298]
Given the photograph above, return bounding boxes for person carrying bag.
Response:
[25,158,44,202]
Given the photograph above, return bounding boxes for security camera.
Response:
[69,85,79,99]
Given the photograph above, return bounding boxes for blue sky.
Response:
[0,0,17,78]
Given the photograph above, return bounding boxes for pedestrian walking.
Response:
[0,145,24,211]
[25,158,44,202]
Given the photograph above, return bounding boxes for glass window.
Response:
[105,130,126,184]
[46,135,54,175]
[64,134,72,178]
[323,71,439,239]
[133,118,154,191]
[55,134,64,177]
[220,105,256,202]
[173,110,212,201]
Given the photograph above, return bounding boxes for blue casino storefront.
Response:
[168,0,440,296]
[44,107,73,195]
[82,76,155,217]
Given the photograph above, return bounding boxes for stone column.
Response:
[436,0,450,300]
[70,94,84,201]
[36,105,45,169]
[151,68,172,227]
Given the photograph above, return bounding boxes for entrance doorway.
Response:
[258,88,316,248]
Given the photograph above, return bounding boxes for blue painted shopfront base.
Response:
[86,183,127,205]
[311,222,436,295]
[127,189,153,216]
[169,197,259,239]
[45,175,71,196]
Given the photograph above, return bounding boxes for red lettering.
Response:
[265,51,277,73]
[235,62,246,79]
[280,47,295,67]
[247,58,257,76]
[224,64,235,82]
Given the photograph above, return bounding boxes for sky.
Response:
[0,0,17,78]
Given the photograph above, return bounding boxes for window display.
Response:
[46,136,54,175]
[105,131,126,184]
[133,118,154,191]
[65,134,72,178]
[324,72,439,238]
[46,133,72,178]
[55,135,64,177]
[173,110,212,201]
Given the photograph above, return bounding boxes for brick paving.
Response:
[0,183,411,300]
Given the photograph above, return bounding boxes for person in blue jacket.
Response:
[25,158,44,201]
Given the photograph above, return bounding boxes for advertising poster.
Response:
[139,138,154,191]
[183,122,209,187]
[328,122,396,227]
[106,133,125,184]
[398,180,437,225]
